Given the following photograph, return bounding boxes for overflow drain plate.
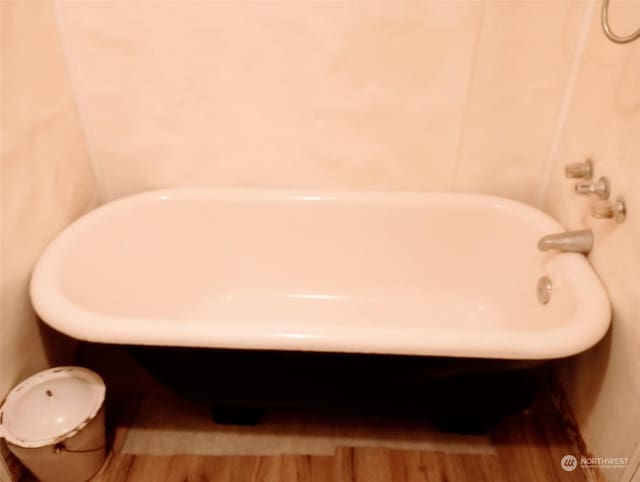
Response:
[537,276,552,305]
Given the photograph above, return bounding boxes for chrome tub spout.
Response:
[537,230,593,254]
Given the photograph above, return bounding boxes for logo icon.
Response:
[561,455,578,472]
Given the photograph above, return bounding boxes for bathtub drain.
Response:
[537,276,552,305]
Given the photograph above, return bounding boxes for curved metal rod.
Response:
[602,0,640,44]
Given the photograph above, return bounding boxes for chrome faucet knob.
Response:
[574,176,610,199]
[591,197,626,223]
[565,159,593,179]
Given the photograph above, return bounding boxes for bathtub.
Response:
[30,188,611,361]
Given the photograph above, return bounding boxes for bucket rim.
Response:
[0,366,105,448]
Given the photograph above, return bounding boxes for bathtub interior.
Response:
[55,193,575,332]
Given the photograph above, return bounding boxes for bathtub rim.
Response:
[29,187,612,360]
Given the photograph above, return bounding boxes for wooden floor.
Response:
[87,396,590,482]
[94,441,586,482]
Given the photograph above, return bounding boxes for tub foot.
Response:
[209,405,265,425]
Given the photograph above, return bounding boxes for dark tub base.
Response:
[209,404,267,425]
[127,346,544,434]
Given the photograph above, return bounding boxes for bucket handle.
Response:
[53,442,105,454]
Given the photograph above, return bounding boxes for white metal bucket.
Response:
[0,367,107,482]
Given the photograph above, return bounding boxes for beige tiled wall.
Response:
[56,1,585,205]
[453,1,584,203]
[0,2,97,399]
[544,2,640,481]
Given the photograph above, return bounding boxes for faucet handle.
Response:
[591,197,626,223]
[565,159,593,179]
[574,176,610,199]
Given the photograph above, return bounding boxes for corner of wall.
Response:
[1,0,100,397]
[539,1,640,479]
[52,0,107,203]
[536,0,597,210]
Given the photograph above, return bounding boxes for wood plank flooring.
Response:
[85,394,589,482]
[92,440,586,482]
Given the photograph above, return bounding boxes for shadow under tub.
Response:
[125,346,547,434]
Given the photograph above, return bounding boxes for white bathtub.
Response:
[30,188,610,360]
